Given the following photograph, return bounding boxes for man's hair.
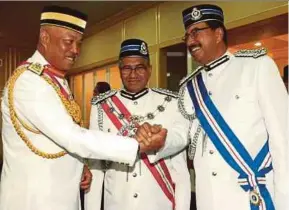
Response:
[94,82,111,94]
[206,20,228,46]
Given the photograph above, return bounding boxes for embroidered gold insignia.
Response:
[27,63,44,75]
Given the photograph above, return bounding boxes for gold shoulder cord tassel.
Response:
[7,67,82,159]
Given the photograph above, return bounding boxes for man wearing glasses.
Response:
[178,4,288,210]
[85,38,191,210]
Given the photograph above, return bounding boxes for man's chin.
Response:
[191,52,206,65]
[126,87,143,93]
[61,65,73,71]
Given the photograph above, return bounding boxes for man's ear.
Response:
[39,28,50,50]
[215,27,224,44]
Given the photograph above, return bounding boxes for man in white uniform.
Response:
[179,4,288,210]
[0,6,169,210]
[85,39,191,210]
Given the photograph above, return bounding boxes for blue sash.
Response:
[187,73,274,210]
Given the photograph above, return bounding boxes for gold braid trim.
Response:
[7,67,82,159]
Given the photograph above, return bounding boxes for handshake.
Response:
[134,122,167,153]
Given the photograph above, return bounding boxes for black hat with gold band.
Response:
[182,4,224,30]
[40,5,88,34]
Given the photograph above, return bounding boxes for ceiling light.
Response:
[254,42,262,47]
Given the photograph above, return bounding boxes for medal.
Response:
[249,189,261,206]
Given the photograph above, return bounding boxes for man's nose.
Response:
[187,36,198,46]
[71,43,80,56]
[129,69,138,77]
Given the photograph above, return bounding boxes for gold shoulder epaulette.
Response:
[234,47,267,59]
[91,90,117,105]
[27,63,44,75]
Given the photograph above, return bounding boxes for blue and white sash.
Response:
[187,73,274,210]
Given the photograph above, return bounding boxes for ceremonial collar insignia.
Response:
[151,88,178,99]
[120,88,149,100]
[179,66,203,87]
[27,63,44,75]
[203,54,230,72]
[179,54,230,87]
[191,8,202,20]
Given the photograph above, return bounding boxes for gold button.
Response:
[132,173,137,177]
[212,172,217,176]
[209,150,214,154]
[133,193,138,198]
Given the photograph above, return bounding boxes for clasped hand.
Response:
[134,122,167,153]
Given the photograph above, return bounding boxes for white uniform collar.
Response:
[203,51,232,72]
[27,50,50,66]
[120,88,149,100]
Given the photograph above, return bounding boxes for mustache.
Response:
[188,43,201,50]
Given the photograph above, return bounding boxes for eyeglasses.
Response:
[182,26,211,42]
[120,65,148,75]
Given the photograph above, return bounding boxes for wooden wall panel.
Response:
[84,72,94,127]
[74,23,123,68]
[109,65,122,90]
[95,69,107,83]
[73,74,84,117]
[159,2,193,44]
[0,51,6,92]
[0,47,34,160]
[124,7,158,46]
[271,47,288,76]
[148,52,158,87]
[221,1,288,29]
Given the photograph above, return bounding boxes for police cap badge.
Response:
[182,4,224,30]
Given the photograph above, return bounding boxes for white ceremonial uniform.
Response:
[85,88,191,210]
[179,50,288,210]
[0,51,139,210]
